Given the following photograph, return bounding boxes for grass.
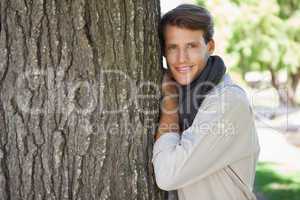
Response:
[254,162,300,200]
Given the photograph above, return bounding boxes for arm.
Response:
[155,95,179,141]
[155,72,180,141]
[152,87,258,191]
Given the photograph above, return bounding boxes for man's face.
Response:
[164,25,215,86]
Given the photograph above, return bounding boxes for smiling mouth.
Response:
[176,65,193,73]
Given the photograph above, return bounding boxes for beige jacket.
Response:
[152,75,260,200]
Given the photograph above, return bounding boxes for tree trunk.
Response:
[289,68,300,106]
[269,67,296,106]
[0,0,164,200]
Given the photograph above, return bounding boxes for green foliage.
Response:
[276,0,300,19]
[195,0,206,7]
[229,0,258,6]
[255,162,300,200]
[226,0,300,76]
[196,0,300,104]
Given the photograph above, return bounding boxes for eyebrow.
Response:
[166,44,177,48]
[166,41,201,47]
[186,41,201,45]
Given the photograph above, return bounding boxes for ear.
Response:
[207,39,215,55]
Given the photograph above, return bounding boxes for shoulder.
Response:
[202,74,251,112]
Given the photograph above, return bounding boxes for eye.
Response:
[167,45,176,51]
[187,43,197,48]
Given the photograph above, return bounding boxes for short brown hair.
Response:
[159,4,214,53]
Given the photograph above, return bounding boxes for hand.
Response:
[160,70,179,113]
[161,71,179,97]
[154,71,180,141]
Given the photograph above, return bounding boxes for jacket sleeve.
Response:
[152,86,258,191]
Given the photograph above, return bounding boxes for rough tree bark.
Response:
[0,0,164,199]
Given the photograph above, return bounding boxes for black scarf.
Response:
[179,55,226,131]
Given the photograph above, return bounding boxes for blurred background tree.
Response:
[277,0,300,19]
[227,0,300,105]
[197,0,300,106]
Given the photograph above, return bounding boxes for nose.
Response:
[178,48,188,63]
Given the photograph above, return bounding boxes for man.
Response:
[152,4,260,200]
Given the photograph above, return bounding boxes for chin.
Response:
[174,77,192,86]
